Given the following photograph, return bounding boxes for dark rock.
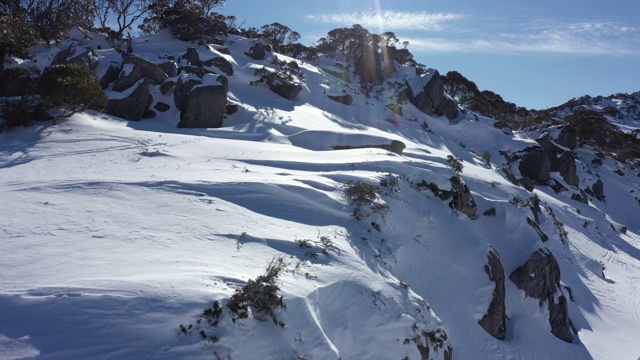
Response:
[501,167,519,185]
[518,149,551,183]
[592,179,605,201]
[174,76,203,110]
[160,80,176,95]
[331,140,406,155]
[520,177,535,192]
[177,75,228,128]
[52,46,98,69]
[548,295,575,342]
[113,56,168,91]
[328,94,353,105]
[106,79,150,120]
[511,251,577,343]
[536,132,555,154]
[556,125,578,149]
[450,177,477,218]
[270,82,302,100]
[225,104,238,115]
[182,47,200,65]
[143,109,156,119]
[493,120,511,129]
[202,57,233,76]
[154,102,170,112]
[509,248,560,300]
[436,96,459,120]
[384,140,406,155]
[527,217,549,242]
[99,63,120,89]
[549,179,568,193]
[246,42,271,60]
[397,80,414,103]
[158,60,178,77]
[179,65,214,78]
[558,152,579,186]
[411,70,459,120]
[478,249,507,339]
[354,43,382,83]
[571,190,588,204]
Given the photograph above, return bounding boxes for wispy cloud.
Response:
[406,20,640,56]
[305,11,463,31]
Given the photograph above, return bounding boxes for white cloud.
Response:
[405,20,640,56]
[305,11,463,31]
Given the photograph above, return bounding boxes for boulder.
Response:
[411,70,459,120]
[327,94,353,105]
[246,42,271,60]
[174,76,203,110]
[113,56,168,92]
[99,63,120,89]
[450,177,477,218]
[158,60,178,77]
[509,248,574,342]
[154,102,170,112]
[51,45,98,69]
[558,152,579,186]
[225,104,238,115]
[270,82,302,100]
[592,179,605,201]
[556,125,578,149]
[160,80,176,95]
[106,79,151,120]
[518,149,551,183]
[182,47,200,65]
[202,57,233,76]
[177,74,228,128]
[478,249,507,339]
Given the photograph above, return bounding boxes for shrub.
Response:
[251,58,304,87]
[226,256,287,327]
[38,64,107,118]
[142,0,227,41]
[1,99,32,131]
[0,67,40,96]
[447,155,463,173]
[344,181,379,206]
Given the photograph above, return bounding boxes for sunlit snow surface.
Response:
[1,31,640,359]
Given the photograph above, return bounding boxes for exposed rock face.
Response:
[556,125,578,149]
[106,79,150,120]
[558,152,579,186]
[450,177,477,218]
[176,74,228,128]
[354,43,382,83]
[270,82,302,100]
[158,60,178,77]
[246,42,271,60]
[99,64,120,89]
[518,149,551,184]
[52,46,98,69]
[411,70,459,120]
[327,94,353,105]
[113,56,168,92]
[202,56,233,76]
[182,47,200,65]
[592,179,605,201]
[509,248,574,342]
[478,249,507,339]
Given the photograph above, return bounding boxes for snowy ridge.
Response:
[1,30,640,359]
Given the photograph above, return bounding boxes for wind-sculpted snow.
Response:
[1,29,640,359]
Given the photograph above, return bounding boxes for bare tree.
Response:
[94,0,150,39]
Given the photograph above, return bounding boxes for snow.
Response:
[1,30,640,360]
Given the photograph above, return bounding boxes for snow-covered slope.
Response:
[1,31,640,360]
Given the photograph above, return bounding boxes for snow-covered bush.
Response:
[251,58,304,88]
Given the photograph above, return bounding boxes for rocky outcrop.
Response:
[270,82,302,100]
[478,249,507,339]
[182,47,200,65]
[450,177,477,218]
[411,70,459,120]
[202,57,233,76]
[518,149,551,184]
[592,179,605,201]
[245,42,271,60]
[52,46,98,69]
[327,94,353,105]
[558,152,579,186]
[556,125,578,149]
[99,63,120,89]
[106,79,151,120]
[158,60,178,77]
[509,248,575,342]
[176,74,228,128]
[113,56,168,92]
[354,43,382,84]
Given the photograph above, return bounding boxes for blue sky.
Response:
[216,0,640,109]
